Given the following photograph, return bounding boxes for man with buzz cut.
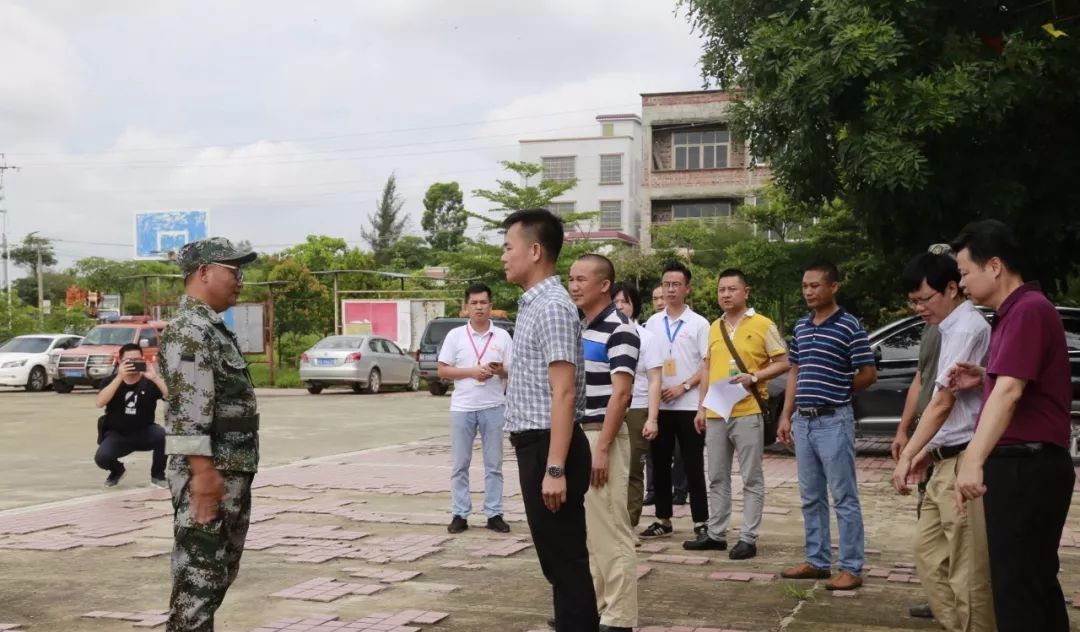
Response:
[568,253,640,632]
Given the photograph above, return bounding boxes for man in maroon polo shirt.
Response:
[947,219,1074,632]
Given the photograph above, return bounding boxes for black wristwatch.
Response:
[546,464,564,478]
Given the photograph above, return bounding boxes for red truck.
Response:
[50,316,167,393]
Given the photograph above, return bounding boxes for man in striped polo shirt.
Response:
[568,253,640,632]
[778,261,877,591]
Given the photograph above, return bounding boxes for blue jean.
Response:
[792,405,864,575]
[450,405,505,518]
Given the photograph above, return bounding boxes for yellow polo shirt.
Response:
[706,309,787,419]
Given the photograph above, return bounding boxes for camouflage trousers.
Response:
[166,469,254,632]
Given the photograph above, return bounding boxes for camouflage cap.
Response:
[177,237,257,275]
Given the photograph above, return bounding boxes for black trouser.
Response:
[649,410,708,523]
[983,445,1074,632]
[645,443,688,496]
[95,425,166,479]
[511,424,598,632]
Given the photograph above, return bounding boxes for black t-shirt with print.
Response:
[98,377,163,434]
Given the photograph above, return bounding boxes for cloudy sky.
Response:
[1,1,705,273]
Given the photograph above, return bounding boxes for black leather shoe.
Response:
[486,515,510,533]
[599,626,632,632]
[683,536,727,551]
[672,493,687,505]
[447,515,468,534]
[729,540,757,560]
[547,616,555,629]
[909,603,934,619]
[642,492,655,506]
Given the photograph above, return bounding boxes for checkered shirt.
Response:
[504,276,586,432]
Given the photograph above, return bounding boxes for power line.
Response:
[13,103,640,158]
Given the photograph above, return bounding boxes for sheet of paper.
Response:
[702,379,750,420]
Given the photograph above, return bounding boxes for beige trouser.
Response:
[914,451,995,632]
[623,408,650,526]
[584,424,638,628]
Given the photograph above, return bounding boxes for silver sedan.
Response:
[299,335,420,395]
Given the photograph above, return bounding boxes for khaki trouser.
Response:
[914,451,995,632]
[583,424,638,628]
[623,408,650,526]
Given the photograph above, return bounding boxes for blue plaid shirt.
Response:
[505,276,586,432]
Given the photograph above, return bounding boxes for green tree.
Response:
[472,161,589,226]
[267,259,332,365]
[382,236,432,271]
[422,182,468,252]
[681,0,1080,292]
[10,234,57,279]
[361,174,408,265]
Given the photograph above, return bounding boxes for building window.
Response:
[542,156,576,183]
[599,154,622,184]
[673,129,730,170]
[547,201,576,217]
[601,123,614,137]
[671,200,733,223]
[599,201,622,230]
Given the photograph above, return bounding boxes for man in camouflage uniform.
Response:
[160,237,259,632]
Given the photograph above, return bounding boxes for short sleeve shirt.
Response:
[705,309,787,418]
[437,323,513,412]
[644,306,710,411]
[927,301,990,449]
[581,304,640,423]
[504,276,586,432]
[630,324,664,410]
[979,282,1071,447]
[99,377,162,434]
[788,308,874,408]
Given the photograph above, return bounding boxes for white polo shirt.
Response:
[437,322,514,413]
[644,305,710,411]
[631,323,664,410]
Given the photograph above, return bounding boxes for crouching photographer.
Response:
[94,343,169,487]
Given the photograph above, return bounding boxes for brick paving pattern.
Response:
[81,610,169,628]
[270,577,386,602]
[251,610,448,632]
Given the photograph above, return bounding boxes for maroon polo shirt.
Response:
[979,282,1072,448]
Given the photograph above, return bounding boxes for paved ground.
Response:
[1,388,1078,631]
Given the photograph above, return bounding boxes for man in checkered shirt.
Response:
[501,208,597,632]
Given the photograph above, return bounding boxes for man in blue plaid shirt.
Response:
[502,208,597,632]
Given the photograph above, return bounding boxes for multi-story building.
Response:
[638,90,771,249]
[518,114,642,244]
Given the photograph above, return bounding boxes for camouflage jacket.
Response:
[160,295,259,473]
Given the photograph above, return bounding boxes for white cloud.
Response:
[2,0,707,270]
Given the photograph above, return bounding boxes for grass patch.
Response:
[246,355,302,388]
[780,582,814,601]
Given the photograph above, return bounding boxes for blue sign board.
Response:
[134,210,209,259]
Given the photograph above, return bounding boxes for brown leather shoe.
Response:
[780,563,831,579]
[825,571,863,590]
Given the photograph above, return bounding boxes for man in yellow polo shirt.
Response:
[686,269,790,559]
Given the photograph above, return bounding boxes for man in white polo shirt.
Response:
[640,261,711,540]
[437,283,514,535]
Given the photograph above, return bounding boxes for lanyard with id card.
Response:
[663,316,683,377]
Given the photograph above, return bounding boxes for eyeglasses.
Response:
[908,291,938,308]
[661,281,685,289]
[208,262,244,283]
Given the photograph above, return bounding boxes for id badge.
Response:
[663,358,677,377]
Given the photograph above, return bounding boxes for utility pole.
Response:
[26,230,43,325]
[0,154,19,311]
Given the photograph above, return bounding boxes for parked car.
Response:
[299,334,420,394]
[764,306,1080,459]
[416,317,515,395]
[51,316,166,393]
[0,334,83,392]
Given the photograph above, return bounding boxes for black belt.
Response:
[509,428,549,448]
[929,442,968,462]
[212,414,259,434]
[796,406,836,418]
[988,442,1062,458]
